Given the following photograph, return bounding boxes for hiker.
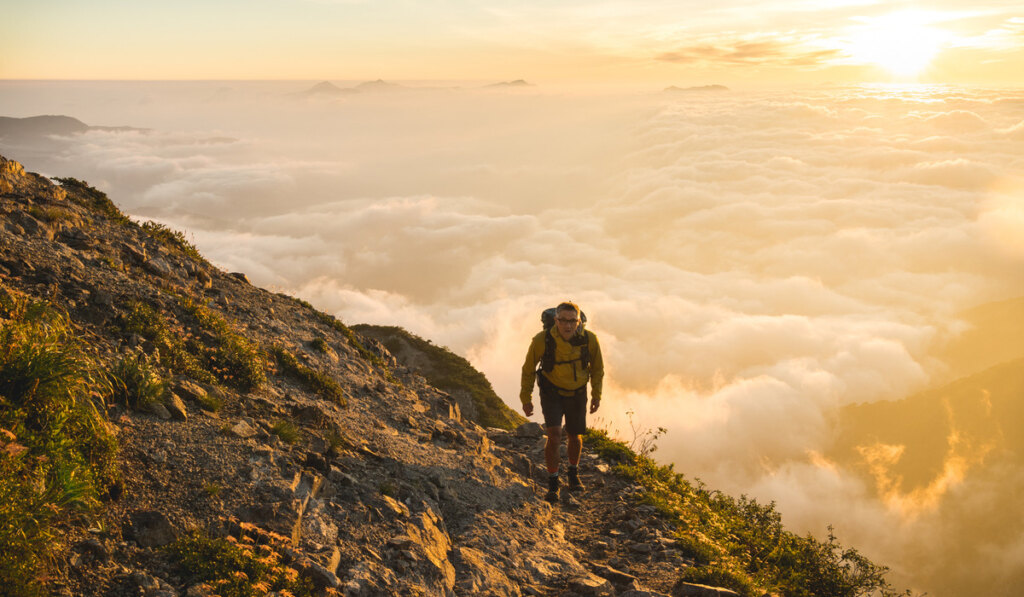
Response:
[520,301,604,503]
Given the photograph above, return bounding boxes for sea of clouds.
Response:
[2,80,1023,594]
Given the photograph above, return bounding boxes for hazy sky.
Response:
[3,0,1024,85]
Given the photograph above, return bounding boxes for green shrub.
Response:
[180,298,265,392]
[270,420,300,444]
[310,337,329,353]
[166,533,314,597]
[584,428,637,465]
[270,346,346,406]
[141,220,204,263]
[110,352,167,409]
[0,285,118,595]
[675,534,716,566]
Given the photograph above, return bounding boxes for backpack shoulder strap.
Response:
[579,330,591,371]
[541,329,556,372]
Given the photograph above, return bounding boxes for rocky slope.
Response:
[0,154,899,597]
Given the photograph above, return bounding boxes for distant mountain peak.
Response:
[354,79,404,91]
[298,80,357,97]
[309,80,342,93]
[485,79,534,88]
[0,115,90,138]
[0,115,142,138]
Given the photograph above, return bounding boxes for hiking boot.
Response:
[567,466,585,492]
[544,475,560,503]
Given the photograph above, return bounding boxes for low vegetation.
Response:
[270,419,301,444]
[114,297,266,393]
[166,532,314,597]
[270,346,346,406]
[584,428,907,597]
[353,324,525,430]
[110,351,168,410]
[27,205,73,224]
[140,220,205,263]
[179,298,266,392]
[0,284,118,596]
[114,300,216,386]
[55,177,130,225]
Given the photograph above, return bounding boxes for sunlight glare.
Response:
[846,12,949,78]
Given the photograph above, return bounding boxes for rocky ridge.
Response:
[0,153,742,597]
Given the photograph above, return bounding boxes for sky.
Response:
[2,0,1024,595]
[2,0,1024,85]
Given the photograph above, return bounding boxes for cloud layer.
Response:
[2,81,1023,594]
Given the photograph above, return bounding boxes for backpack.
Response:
[539,307,591,374]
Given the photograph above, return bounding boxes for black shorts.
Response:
[537,373,588,435]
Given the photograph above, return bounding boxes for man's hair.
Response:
[556,301,580,318]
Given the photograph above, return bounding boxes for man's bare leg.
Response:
[545,426,561,474]
[567,434,582,467]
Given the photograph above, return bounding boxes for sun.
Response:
[845,12,949,78]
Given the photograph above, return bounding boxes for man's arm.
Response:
[588,332,604,413]
[520,332,545,415]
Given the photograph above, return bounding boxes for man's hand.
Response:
[523,402,534,417]
[589,397,601,414]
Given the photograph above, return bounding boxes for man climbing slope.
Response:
[520,301,604,503]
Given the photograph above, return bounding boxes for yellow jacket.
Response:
[520,327,603,405]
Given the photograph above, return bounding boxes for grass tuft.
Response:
[0,284,118,596]
[110,352,167,410]
[270,420,301,444]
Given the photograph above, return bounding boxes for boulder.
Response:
[229,419,258,438]
[147,401,172,420]
[569,573,615,596]
[515,422,544,438]
[124,510,176,548]
[173,379,208,402]
[166,393,188,420]
[144,256,174,278]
